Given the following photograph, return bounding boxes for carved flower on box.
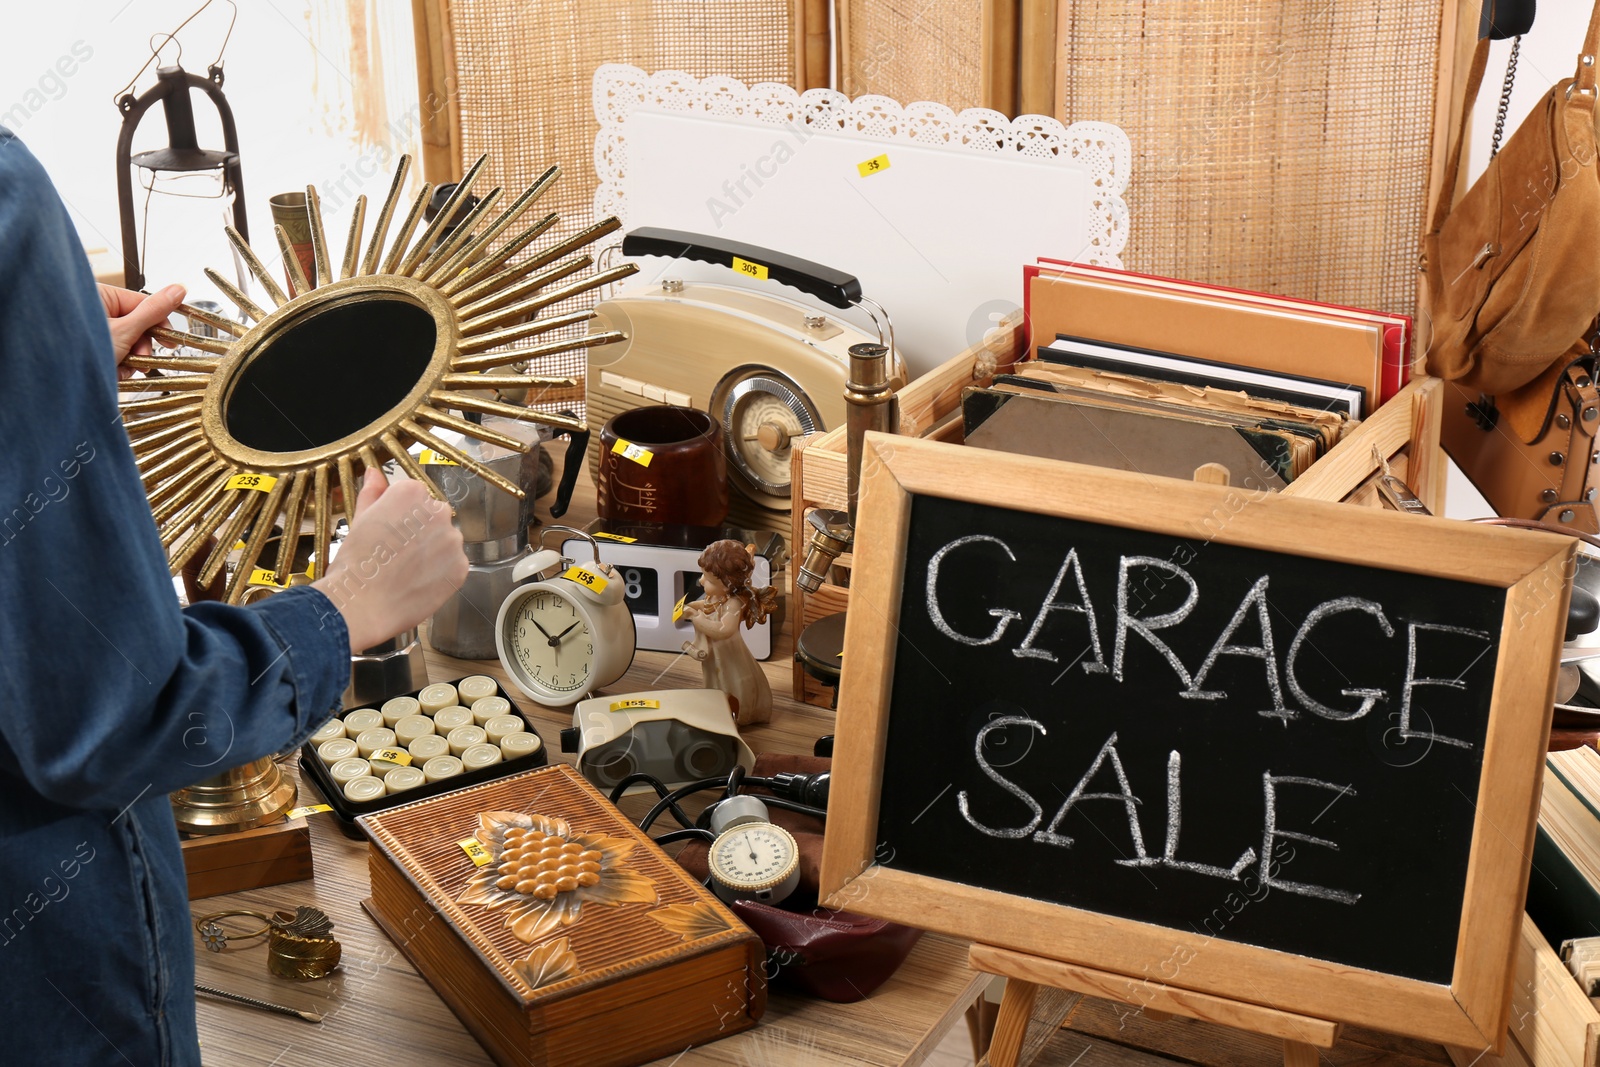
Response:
[457,811,657,942]
[510,936,582,991]
[647,902,729,942]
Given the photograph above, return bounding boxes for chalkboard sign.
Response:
[820,434,1572,1049]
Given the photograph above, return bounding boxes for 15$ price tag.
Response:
[610,438,653,467]
[593,531,638,543]
[418,449,458,466]
[672,594,688,623]
[610,698,661,712]
[562,565,609,593]
[458,838,492,866]
[285,804,332,820]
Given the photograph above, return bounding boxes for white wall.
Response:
[0,1,424,305]
[1467,1,1595,179]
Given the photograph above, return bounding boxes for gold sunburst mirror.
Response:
[119,152,636,604]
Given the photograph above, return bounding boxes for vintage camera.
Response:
[562,524,782,658]
[560,688,756,794]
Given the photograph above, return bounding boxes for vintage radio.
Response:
[587,229,903,538]
[361,763,765,1067]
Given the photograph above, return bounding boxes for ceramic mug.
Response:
[597,405,728,527]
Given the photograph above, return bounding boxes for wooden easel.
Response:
[970,943,1341,1067]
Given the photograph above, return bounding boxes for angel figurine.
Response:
[681,540,777,725]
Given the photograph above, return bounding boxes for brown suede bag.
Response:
[1424,7,1600,397]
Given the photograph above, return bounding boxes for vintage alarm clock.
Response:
[587,228,905,537]
[494,527,637,707]
[705,795,801,906]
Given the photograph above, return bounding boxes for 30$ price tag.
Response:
[610,698,661,712]
[562,564,609,593]
[731,256,769,281]
[369,748,412,768]
[857,153,891,177]
[226,473,278,493]
[458,838,492,867]
[610,438,653,467]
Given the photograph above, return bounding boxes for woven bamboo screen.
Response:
[1056,0,1445,317]
[412,0,806,398]
[837,0,986,110]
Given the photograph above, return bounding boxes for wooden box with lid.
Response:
[360,763,765,1067]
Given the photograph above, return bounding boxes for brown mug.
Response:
[268,192,317,295]
[597,405,728,526]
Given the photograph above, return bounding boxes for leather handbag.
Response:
[1423,2,1600,397]
[1441,343,1600,532]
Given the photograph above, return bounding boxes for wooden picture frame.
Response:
[819,432,1573,1049]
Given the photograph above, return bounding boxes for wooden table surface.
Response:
[190,458,988,1066]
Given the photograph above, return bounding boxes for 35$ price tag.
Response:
[610,698,661,712]
[610,438,653,467]
[458,838,492,866]
[562,564,609,593]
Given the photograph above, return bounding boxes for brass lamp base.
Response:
[171,756,298,836]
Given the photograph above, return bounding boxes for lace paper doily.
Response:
[592,64,1129,266]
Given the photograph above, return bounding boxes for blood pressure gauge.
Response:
[710,367,824,511]
[495,527,636,707]
[706,795,801,905]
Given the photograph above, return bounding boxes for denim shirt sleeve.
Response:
[0,130,350,811]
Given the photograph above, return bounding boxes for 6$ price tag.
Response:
[369,748,412,768]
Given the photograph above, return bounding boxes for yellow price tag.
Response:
[458,838,493,867]
[232,540,246,551]
[610,438,653,467]
[731,256,769,281]
[226,473,278,493]
[857,153,891,177]
[285,804,332,820]
[369,747,412,768]
[610,698,662,712]
[562,565,610,594]
[593,531,638,543]
[249,568,283,587]
[418,449,458,466]
[672,595,688,623]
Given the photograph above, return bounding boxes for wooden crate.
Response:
[179,816,312,900]
[789,322,1445,705]
[361,764,765,1067]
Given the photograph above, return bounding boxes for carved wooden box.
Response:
[361,764,765,1066]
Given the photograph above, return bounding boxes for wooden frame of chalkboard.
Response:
[819,432,1574,1049]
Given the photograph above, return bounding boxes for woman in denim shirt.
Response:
[0,129,468,1065]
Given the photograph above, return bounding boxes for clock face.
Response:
[506,588,595,695]
[709,823,798,890]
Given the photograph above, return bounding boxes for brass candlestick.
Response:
[170,756,297,835]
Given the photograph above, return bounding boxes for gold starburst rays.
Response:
[117,153,636,604]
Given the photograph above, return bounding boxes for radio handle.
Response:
[547,412,589,519]
[620,227,864,310]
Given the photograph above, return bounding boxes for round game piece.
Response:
[310,719,346,744]
[343,776,386,803]
[342,709,383,734]
[499,732,542,760]
[470,695,511,725]
[380,696,421,727]
[354,728,398,759]
[460,743,503,771]
[417,683,459,715]
[447,724,487,756]
[407,734,450,761]
[384,766,426,793]
[483,715,524,746]
[422,755,464,783]
[328,757,372,785]
[432,706,473,732]
[316,737,359,765]
[393,715,436,747]
[458,675,499,705]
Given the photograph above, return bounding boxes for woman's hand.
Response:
[314,467,468,652]
[100,283,185,377]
